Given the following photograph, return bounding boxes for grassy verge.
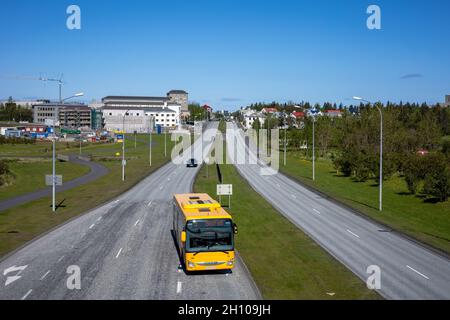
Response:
[0,134,175,258]
[0,160,90,201]
[280,153,450,255]
[194,123,379,299]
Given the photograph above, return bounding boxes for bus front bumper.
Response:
[185,252,235,272]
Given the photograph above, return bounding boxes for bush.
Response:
[0,135,36,145]
[0,160,10,175]
[442,140,450,158]
[403,154,427,194]
[0,160,14,187]
[423,155,450,202]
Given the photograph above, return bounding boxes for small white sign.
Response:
[217,184,233,196]
[122,160,127,166]
[45,175,63,186]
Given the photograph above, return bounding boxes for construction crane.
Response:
[2,73,65,102]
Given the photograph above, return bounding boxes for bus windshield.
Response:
[185,219,234,253]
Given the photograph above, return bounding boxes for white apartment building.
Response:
[102,106,180,133]
[101,96,181,133]
[243,113,266,130]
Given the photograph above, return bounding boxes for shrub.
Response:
[0,160,10,175]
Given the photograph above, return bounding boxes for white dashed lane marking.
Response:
[346,229,360,239]
[407,265,430,280]
[21,289,32,300]
[40,270,51,281]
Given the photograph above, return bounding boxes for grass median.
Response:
[194,163,380,299]
[280,153,450,255]
[194,122,379,299]
[0,133,176,258]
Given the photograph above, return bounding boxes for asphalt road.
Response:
[0,123,260,300]
[227,122,450,300]
[0,155,109,212]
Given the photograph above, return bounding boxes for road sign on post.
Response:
[217,184,233,208]
[45,175,63,186]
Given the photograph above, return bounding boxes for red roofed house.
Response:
[291,111,305,119]
[325,109,343,118]
[261,107,278,114]
[202,104,213,120]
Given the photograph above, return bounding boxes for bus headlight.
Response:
[188,261,195,268]
[227,259,234,266]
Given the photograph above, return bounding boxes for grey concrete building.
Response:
[32,103,91,129]
[445,95,450,107]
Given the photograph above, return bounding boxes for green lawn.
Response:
[280,153,450,255]
[0,160,90,201]
[194,122,379,299]
[0,134,176,258]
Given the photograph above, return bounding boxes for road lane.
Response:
[227,122,450,300]
[0,122,260,300]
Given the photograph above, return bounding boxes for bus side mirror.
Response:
[181,231,186,243]
[233,223,238,235]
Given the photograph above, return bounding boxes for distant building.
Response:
[202,104,213,119]
[261,107,278,114]
[91,109,104,131]
[59,105,92,129]
[167,90,189,112]
[445,95,450,107]
[102,106,180,133]
[32,103,91,129]
[324,110,342,118]
[291,111,305,119]
[1,99,49,109]
[243,113,266,130]
[101,95,181,133]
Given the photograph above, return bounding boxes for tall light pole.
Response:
[284,116,287,166]
[122,109,131,181]
[164,125,167,157]
[353,96,383,212]
[312,115,315,181]
[52,92,84,212]
[149,115,154,166]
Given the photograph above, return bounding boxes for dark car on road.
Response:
[186,158,198,168]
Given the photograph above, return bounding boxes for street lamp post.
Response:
[312,116,315,181]
[149,115,154,166]
[284,116,287,166]
[52,92,84,212]
[122,109,131,181]
[353,96,383,212]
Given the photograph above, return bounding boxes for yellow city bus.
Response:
[173,193,238,272]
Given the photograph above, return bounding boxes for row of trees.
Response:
[188,103,209,121]
[0,135,36,144]
[0,98,33,122]
[246,102,450,202]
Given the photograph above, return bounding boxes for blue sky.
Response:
[0,0,449,110]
